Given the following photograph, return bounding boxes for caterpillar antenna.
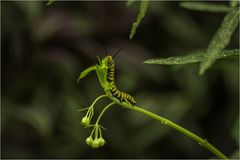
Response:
[113,48,121,59]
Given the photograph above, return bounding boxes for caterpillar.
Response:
[105,53,136,106]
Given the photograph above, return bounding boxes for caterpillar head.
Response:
[100,48,121,69]
[100,55,113,68]
[106,55,113,61]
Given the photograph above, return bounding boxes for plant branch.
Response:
[130,105,228,159]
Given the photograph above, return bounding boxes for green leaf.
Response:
[129,0,150,40]
[199,8,239,75]
[180,2,234,13]
[230,0,239,7]
[46,0,55,6]
[144,49,239,65]
[77,65,97,82]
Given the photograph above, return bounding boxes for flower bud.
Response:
[86,137,93,146]
[98,137,106,146]
[81,117,90,127]
[91,139,100,149]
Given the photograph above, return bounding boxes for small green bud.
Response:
[81,117,90,127]
[86,137,93,146]
[98,137,106,146]
[91,139,100,149]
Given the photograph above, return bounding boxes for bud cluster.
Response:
[79,96,113,149]
[85,124,106,149]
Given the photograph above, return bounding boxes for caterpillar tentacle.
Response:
[106,55,136,106]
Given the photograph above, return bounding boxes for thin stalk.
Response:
[91,95,108,107]
[96,102,116,125]
[131,105,228,159]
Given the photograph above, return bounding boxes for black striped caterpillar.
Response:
[105,54,136,106]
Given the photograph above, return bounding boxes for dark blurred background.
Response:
[1,1,239,159]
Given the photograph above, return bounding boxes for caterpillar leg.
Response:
[123,96,136,106]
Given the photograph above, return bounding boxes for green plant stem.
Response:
[106,93,227,159]
[96,102,116,124]
[130,105,228,159]
[91,95,108,107]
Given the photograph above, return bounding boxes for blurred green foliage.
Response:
[180,2,233,13]
[46,0,55,6]
[144,49,239,65]
[129,0,150,40]
[145,1,239,75]
[1,1,239,159]
[199,7,239,75]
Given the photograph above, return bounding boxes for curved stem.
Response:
[130,105,228,159]
[91,94,108,107]
[96,102,116,125]
[85,95,108,118]
[90,126,95,137]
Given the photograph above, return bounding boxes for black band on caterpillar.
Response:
[106,55,136,105]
